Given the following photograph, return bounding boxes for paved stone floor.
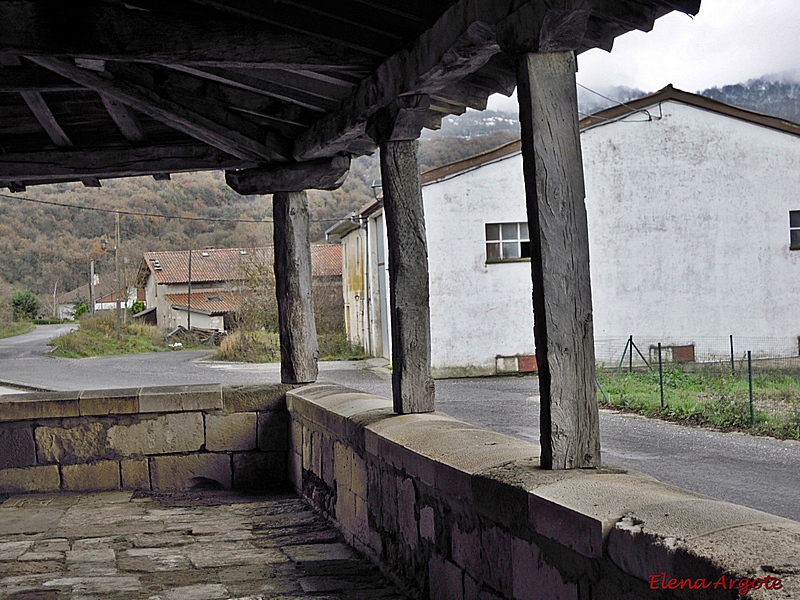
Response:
[0,490,409,600]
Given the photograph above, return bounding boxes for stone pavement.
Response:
[0,490,409,600]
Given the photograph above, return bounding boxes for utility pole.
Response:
[115,211,121,340]
[187,247,192,333]
[89,259,95,315]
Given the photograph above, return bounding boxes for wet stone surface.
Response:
[0,490,408,599]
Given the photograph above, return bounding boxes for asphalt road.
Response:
[2,325,798,521]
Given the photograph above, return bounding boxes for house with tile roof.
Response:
[136,245,341,332]
[56,273,139,320]
[328,86,800,376]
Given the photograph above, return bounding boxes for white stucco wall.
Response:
[423,156,535,375]
[582,100,800,361]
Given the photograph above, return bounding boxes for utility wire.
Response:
[0,191,346,224]
[577,83,656,121]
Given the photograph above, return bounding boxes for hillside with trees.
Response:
[1,72,797,305]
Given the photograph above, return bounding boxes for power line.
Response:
[0,191,347,224]
[577,83,656,121]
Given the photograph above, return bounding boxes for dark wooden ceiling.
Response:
[0,0,700,193]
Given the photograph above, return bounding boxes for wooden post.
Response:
[273,191,319,384]
[380,139,435,413]
[516,52,601,469]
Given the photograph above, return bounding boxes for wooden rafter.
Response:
[0,144,254,184]
[20,91,72,148]
[27,56,290,162]
[101,95,147,145]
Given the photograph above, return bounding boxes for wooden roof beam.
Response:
[2,1,374,69]
[27,56,291,162]
[101,95,147,145]
[20,91,72,148]
[225,155,351,194]
[0,144,255,185]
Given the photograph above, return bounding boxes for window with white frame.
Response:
[485,222,530,262]
[790,211,800,250]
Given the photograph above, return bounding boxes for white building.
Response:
[328,86,800,376]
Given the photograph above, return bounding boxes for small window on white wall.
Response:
[790,211,800,250]
[485,222,530,262]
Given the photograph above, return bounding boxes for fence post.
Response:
[658,342,664,408]
[747,350,754,427]
[616,337,630,376]
[629,334,633,373]
[730,335,735,374]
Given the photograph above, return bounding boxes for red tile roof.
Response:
[138,244,341,286]
[164,291,241,315]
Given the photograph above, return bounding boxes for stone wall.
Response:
[287,383,799,600]
[0,383,294,493]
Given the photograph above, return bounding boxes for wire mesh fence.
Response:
[595,336,800,439]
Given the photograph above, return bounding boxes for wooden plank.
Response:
[516,52,600,470]
[273,191,319,384]
[101,95,146,144]
[0,144,255,183]
[380,139,434,413]
[26,56,290,162]
[2,2,373,69]
[20,91,72,148]
[226,156,350,194]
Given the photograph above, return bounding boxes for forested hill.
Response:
[0,130,517,298]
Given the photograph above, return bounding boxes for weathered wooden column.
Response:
[516,51,601,469]
[380,139,435,413]
[273,191,319,384]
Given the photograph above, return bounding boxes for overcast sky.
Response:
[488,0,800,111]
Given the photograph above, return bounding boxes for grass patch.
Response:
[598,367,800,439]
[0,321,35,340]
[48,315,185,357]
[211,330,280,363]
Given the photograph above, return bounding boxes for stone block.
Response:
[0,391,80,422]
[334,440,352,490]
[257,410,289,451]
[0,423,36,468]
[320,432,335,488]
[452,521,481,576]
[121,458,150,490]
[138,384,222,413]
[397,477,418,548]
[480,525,513,596]
[150,453,232,490]
[107,412,204,456]
[232,452,286,489]
[288,450,302,491]
[35,420,109,464]
[206,412,257,451]
[62,461,120,491]
[79,387,139,416]
[302,422,312,472]
[429,553,463,600]
[351,452,368,495]
[289,417,302,455]
[311,429,323,477]
[510,558,577,600]
[420,505,435,542]
[336,487,356,534]
[222,383,293,412]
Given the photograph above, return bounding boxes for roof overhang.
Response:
[0,0,701,194]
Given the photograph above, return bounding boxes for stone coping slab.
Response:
[0,383,293,423]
